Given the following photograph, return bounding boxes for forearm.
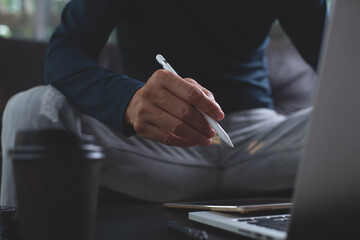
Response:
[45,51,143,135]
[44,0,145,135]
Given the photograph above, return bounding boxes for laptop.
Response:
[189,1,360,239]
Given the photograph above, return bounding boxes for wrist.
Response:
[125,88,142,126]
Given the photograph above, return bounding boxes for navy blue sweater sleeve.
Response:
[44,0,145,136]
[278,0,328,71]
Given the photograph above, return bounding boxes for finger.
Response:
[134,104,213,146]
[183,78,215,101]
[136,122,199,147]
[157,71,224,121]
[152,88,216,138]
[147,107,213,146]
[130,98,198,147]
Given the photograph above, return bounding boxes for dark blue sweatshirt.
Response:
[44,0,327,136]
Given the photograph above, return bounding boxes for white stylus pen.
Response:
[156,54,234,148]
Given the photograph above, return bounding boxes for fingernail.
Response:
[216,111,224,121]
[208,129,216,137]
[202,138,212,146]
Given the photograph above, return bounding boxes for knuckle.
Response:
[136,104,147,116]
[162,72,174,85]
[140,87,153,99]
[186,86,202,102]
[148,70,166,86]
[133,121,146,135]
[184,78,197,85]
[161,135,175,146]
[155,69,171,81]
[177,105,192,119]
[169,120,184,135]
[153,69,165,78]
[203,88,213,97]
[156,69,168,76]
[204,92,215,102]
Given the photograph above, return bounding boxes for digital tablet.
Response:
[163,198,292,213]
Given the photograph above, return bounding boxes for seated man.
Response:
[1,0,328,205]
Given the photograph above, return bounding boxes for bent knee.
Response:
[3,85,67,129]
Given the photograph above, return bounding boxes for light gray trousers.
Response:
[1,86,311,206]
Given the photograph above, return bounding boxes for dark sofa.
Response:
[0,36,316,166]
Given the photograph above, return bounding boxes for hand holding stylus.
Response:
[156,54,233,148]
[125,56,225,147]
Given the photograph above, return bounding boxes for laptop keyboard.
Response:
[238,215,291,231]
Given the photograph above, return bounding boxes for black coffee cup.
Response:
[0,206,18,239]
[11,129,104,240]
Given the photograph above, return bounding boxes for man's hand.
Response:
[125,69,224,147]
